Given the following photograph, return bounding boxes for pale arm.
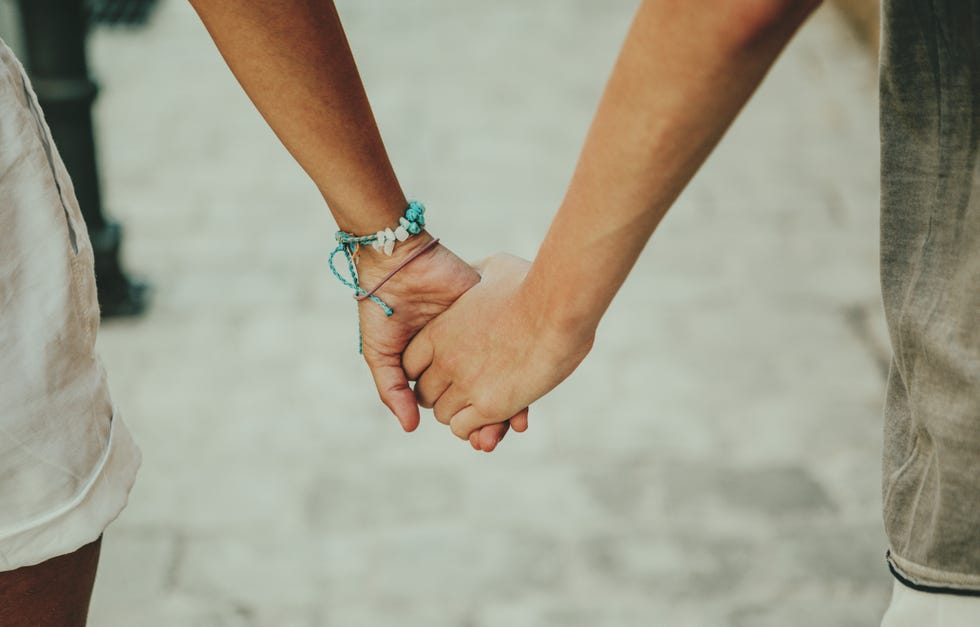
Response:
[404,0,823,439]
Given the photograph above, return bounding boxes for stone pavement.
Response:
[87,1,889,625]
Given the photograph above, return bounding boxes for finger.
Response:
[414,367,450,410]
[402,324,434,381]
[367,359,421,432]
[478,422,509,452]
[433,385,467,426]
[509,408,529,432]
[479,407,528,452]
[449,405,501,440]
[469,431,481,451]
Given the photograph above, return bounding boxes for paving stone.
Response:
[305,463,465,532]
[315,525,568,606]
[730,585,891,627]
[582,530,745,599]
[89,527,178,606]
[90,593,255,627]
[662,463,836,519]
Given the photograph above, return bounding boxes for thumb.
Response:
[368,358,421,432]
[449,405,498,440]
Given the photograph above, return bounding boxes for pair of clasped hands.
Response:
[353,230,592,452]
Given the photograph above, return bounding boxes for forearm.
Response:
[525,0,820,338]
[188,0,405,234]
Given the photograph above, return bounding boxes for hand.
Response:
[403,253,594,442]
[354,235,529,445]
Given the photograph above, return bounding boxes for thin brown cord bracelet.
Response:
[354,237,441,302]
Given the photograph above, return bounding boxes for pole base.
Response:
[89,221,150,318]
[87,0,159,26]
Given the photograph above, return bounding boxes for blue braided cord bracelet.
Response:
[327,201,427,352]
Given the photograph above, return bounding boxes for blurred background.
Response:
[2,0,890,625]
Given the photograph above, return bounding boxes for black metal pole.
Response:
[17,0,147,317]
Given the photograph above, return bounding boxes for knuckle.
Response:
[432,406,451,425]
[415,386,433,409]
[450,422,470,440]
[413,379,437,409]
[377,381,404,402]
[470,393,496,420]
[404,351,427,380]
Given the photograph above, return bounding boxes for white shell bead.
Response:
[383,238,395,256]
[394,226,409,241]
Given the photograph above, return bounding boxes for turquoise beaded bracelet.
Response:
[328,201,428,352]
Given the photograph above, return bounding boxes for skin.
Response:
[186,0,527,444]
[0,537,101,626]
[403,0,823,439]
[0,0,822,620]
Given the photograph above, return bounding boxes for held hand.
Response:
[403,253,594,442]
[354,236,528,443]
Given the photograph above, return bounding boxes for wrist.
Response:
[333,198,434,287]
[515,270,598,354]
[355,229,435,277]
[353,231,479,309]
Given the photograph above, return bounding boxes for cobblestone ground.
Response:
[87,1,889,625]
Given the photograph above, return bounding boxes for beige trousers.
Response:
[0,40,140,571]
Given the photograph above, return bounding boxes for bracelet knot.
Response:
[327,200,430,353]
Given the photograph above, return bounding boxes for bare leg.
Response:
[0,536,102,627]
